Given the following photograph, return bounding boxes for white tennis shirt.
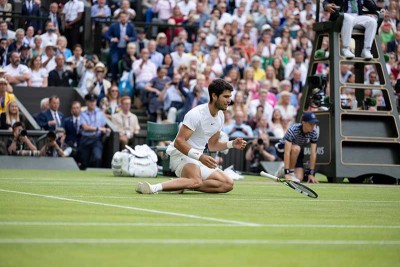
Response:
[167,103,224,153]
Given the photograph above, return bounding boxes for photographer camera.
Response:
[40,128,71,157]
[245,133,277,173]
[6,122,39,156]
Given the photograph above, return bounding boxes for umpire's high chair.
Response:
[298,5,400,182]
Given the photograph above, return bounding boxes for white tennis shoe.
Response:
[136,182,155,194]
[341,48,355,59]
[361,49,373,60]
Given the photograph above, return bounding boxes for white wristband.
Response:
[187,148,202,160]
[227,140,234,149]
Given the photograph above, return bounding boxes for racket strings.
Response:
[287,181,319,198]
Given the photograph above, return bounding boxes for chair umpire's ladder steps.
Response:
[298,13,400,182]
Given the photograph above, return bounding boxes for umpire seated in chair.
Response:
[323,0,386,59]
[78,93,110,170]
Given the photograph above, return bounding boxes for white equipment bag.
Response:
[112,145,158,177]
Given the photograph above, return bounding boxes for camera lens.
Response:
[20,130,27,137]
[257,138,263,145]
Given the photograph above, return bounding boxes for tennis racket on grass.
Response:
[260,171,318,199]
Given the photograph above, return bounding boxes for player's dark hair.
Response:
[208,78,233,102]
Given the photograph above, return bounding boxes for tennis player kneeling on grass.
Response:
[136,79,247,194]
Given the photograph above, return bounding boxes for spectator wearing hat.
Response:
[78,55,98,94]
[41,42,57,72]
[4,51,31,87]
[87,62,111,102]
[28,55,48,87]
[37,95,65,131]
[78,93,109,169]
[0,67,11,93]
[104,11,137,82]
[0,77,14,114]
[48,54,74,87]
[274,112,320,183]
[19,44,31,66]
[136,28,149,54]
[40,21,58,49]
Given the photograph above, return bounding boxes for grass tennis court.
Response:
[0,169,399,267]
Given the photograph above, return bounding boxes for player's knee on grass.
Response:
[216,171,234,193]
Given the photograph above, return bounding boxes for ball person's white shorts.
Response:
[169,149,219,179]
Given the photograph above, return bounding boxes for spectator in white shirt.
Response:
[40,21,58,49]
[4,51,31,87]
[170,42,191,68]
[152,0,176,21]
[28,55,48,87]
[113,0,136,19]
[22,26,35,48]
[41,43,57,72]
[133,48,157,96]
[177,0,196,16]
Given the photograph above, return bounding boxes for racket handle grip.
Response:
[260,171,279,181]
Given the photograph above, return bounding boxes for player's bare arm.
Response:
[175,124,217,169]
[208,132,247,152]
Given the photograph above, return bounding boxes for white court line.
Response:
[1,221,400,229]
[52,195,400,203]
[0,238,399,245]
[0,189,260,227]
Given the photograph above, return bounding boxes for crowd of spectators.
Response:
[0,0,399,170]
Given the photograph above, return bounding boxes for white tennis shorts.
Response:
[169,149,219,179]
